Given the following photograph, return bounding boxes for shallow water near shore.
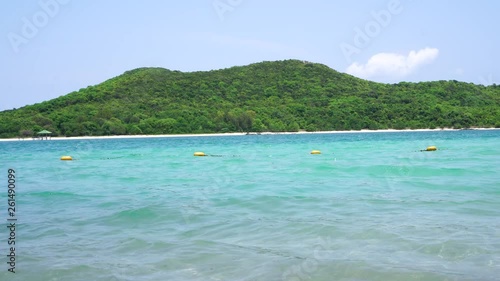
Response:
[0,130,499,281]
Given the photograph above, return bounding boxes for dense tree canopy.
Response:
[0,60,499,138]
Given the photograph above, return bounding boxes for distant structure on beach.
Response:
[36,130,52,140]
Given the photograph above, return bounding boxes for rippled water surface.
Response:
[0,130,499,281]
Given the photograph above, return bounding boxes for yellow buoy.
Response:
[193,152,206,157]
[425,146,437,151]
[310,150,321,155]
[60,156,73,161]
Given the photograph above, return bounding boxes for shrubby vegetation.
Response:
[0,59,499,138]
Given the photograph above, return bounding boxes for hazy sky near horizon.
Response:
[1,0,499,111]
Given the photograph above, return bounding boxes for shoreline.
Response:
[0,128,498,142]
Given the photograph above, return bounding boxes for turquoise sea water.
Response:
[0,130,499,281]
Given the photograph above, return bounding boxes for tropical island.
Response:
[0,59,499,138]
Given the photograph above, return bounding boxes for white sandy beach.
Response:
[0,128,497,142]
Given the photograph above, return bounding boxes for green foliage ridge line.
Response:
[1,59,499,138]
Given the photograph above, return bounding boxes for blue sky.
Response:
[1,0,499,111]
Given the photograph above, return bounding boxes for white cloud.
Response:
[346,47,439,80]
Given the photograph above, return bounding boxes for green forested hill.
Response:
[0,59,499,138]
